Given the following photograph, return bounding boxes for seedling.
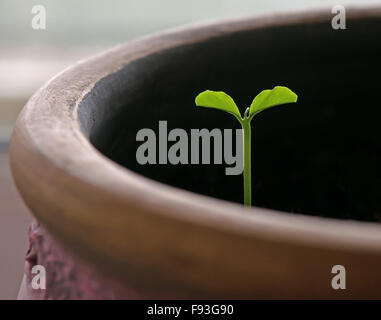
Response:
[195,86,298,207]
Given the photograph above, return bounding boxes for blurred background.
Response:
[0,0,379,299]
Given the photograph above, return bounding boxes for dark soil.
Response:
[80,16,381,222]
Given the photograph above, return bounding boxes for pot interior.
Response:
[78,15,381,222]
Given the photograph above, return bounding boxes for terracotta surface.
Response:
[9,8,381,298]
[0,146,31,299]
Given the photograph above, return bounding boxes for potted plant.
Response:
[10,7,381,299]
[195,87,298,206]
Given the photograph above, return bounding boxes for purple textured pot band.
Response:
[18,221,143,300]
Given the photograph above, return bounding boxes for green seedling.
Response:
[195,86,298,207]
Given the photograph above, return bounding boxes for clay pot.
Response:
[10,7,381,299]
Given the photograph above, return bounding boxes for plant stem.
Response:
[241,118,252,206]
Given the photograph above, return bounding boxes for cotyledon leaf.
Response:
[195,90,242,119]
[249,86,298,118]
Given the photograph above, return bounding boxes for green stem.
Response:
[241,118,252,206]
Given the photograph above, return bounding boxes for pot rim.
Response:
[10,5,381,265]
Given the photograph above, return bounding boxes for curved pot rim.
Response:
[9,6,381,278]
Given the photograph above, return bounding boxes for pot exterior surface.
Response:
[19,221,149,300]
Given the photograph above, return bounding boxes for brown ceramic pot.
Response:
[10,7,381,299]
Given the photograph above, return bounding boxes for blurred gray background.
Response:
[0,0,379,299]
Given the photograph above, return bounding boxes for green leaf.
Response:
[195,90,241,119]
[249,86,298,118]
